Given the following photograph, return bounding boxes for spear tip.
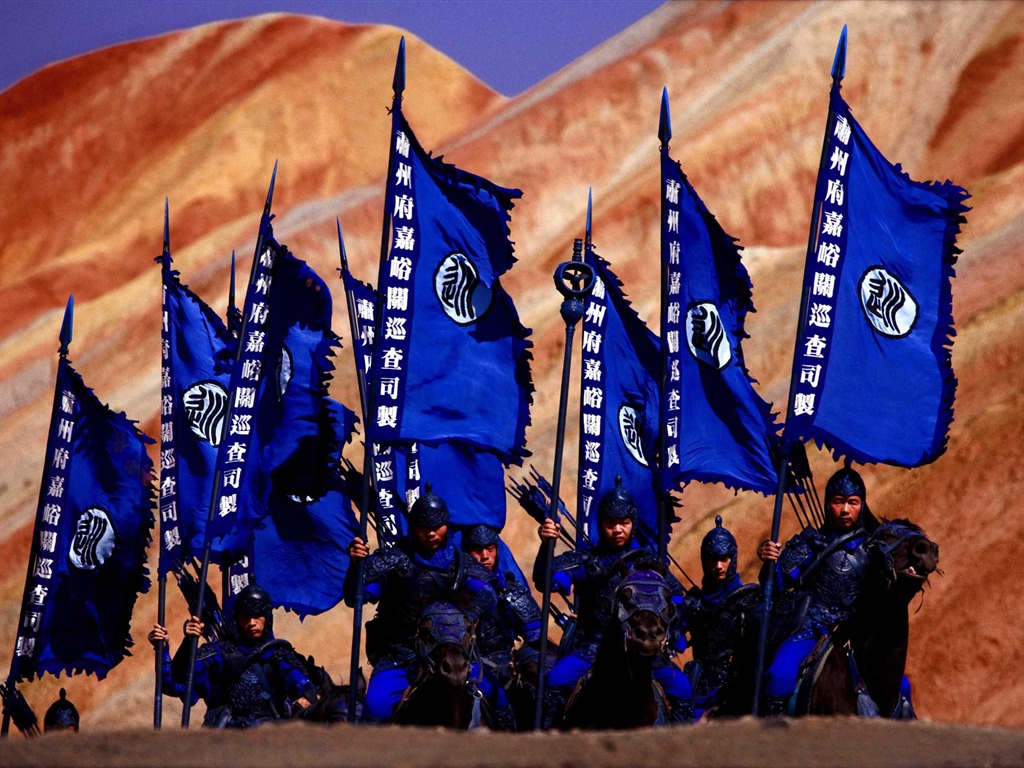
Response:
[263,161,278,217]
[831,25,848,82]
[162,198,170,257]
[585,188,593,246]
[59,295,74,355]
[658,87,672,146]
[336,217,349,271]
[393,37,406,98]
[229,250,237,308]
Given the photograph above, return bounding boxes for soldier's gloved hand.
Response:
[183,615,205,638]
[538,519,561,542]
[348,537,370,560]
[757,540,781,562]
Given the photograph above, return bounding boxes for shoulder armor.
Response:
[363,546,410,584]
[551,549,585,573]
[196,642,221,662]
[462,554,493,584]
[500,577,542,625]
[778,527,823,575]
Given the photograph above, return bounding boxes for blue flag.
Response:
[785,87,968,467]
[367,107,533,463]
[660,147,780,494]
[207,229,340,553]
[406,441,507,529]
[577,248,661,545]
[251,401,360,617]
[159,254,236,574]
[13,359,154,680]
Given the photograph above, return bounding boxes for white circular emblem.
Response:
[859,267,917,338]
[69,508,116,570]
[182,381,229,446]
[618,405,649,467]
[434,252,491,325]
[277,346,293,401]
[685,302,731,370]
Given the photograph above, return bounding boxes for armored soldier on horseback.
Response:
[756,467,881,715]
[344,487,497,723]
[461,524,542,729]
[681,515,758,719]
[533,481,694,727]
[148,584,317,728]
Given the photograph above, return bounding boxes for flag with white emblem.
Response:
[785,86,968,466]
[577,247,661,544]
[367,106,532,463]
[13,317,154,680]
[660,135,780,494]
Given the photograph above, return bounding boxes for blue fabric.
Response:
[577,249,661,546]
[764,635,817,698]
[653,663,692,699]
[367,108,532,463]
[409,441,507,528]
[364,666,414,721]
[14,360,154,681]
[159,256,236,571]
[660,149,780,494]
[786,87,969,467]
[208,232,340,557]
[546,650,593,689]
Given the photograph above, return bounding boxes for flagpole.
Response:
[656,88,673,564]
[751,25,847,716]
[346,37,405,723]
[154,201,171,731]
[181,164,277,728]
[2,296,74,738]
[534,237,594,730]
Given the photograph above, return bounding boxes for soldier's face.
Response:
[413,524,448,555]
[702,554,731,582]
[469,544,498,571]
[238,614,266,641]
[828,494,863,530]
[599,517,633,548]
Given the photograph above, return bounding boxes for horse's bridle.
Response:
[615,570,675,652]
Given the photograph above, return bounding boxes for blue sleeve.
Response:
[670,595,688,653]
[463,574,497,622]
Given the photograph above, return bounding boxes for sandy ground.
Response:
[2,718,1024,768]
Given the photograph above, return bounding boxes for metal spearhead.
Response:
[229,250,237,311]
[163,198,170,257]
[59,295,74,357]
[263,161,278,220]
[393,37,406,100]
[585,187,593,251]
[831,25,848,85]
[659,87,672,148]
[337,218,349,273]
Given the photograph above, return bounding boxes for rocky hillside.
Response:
[0,1,1021,729]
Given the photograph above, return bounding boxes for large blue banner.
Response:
[785,87,969,467]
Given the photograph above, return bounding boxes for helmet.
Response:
[701,515,738,581]
[234,583,274,635]
[409,483,449,529]
[462,524,499,551]
[43,688,79,732]
[597,476,637,523]
[825,467,866,502]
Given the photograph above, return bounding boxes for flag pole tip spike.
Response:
[60,295,74,352]
[264,162,278,216]
[586,188,593,242]
[832,25,848,81]
[393,37,407,97]
[336,218,349,270]
[658,88,672,145]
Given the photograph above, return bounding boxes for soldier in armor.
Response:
[756,467,880,715]
[681,515,758,719]
[148,584,317,728]
[533,480,694,727]
[462,524,542,729]
[344,487,497,723]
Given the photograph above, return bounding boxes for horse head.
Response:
[414,601,476,689]
[866,519,939,600]
[615,569,675,658]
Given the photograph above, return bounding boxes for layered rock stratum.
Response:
[1,0,1021,731]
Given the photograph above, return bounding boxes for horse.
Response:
[391,601,487,729]
[715,518,939,718]
[560,568,675,730]
[295,659,366,723]
[794,519,939,717]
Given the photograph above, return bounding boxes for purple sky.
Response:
[1,0,664,97]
